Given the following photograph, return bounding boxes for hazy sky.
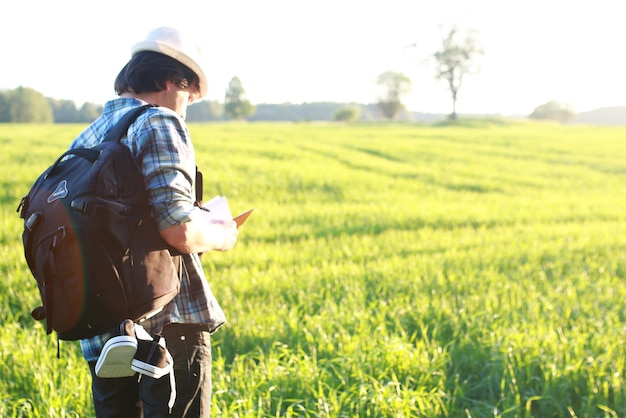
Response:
[2,0,624,115]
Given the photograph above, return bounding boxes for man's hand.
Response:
[211,219,238,252]
[160,209,239,254]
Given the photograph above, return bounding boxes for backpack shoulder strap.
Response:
[195,167,203,204]
[102,103,204,204]
[41,104,158,180]
[103,104,158,143]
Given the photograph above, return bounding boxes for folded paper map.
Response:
[202,195,253,227]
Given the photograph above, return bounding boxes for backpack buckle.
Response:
[52,227,67,248]
[71,199,92,214]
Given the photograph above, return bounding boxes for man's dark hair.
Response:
[114,51,200,96]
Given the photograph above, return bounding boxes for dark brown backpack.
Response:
[17,105,184,341]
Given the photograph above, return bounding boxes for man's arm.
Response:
[133,110,239,254]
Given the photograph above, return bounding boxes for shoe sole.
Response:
[95,336,138,378]
[131,359,172,379]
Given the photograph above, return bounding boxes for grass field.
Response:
[2,119,626,417]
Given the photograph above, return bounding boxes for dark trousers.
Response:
[88,323,212,418]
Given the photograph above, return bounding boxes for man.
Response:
[71,27,238,417]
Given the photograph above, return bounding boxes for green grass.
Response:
[2,120,626,417]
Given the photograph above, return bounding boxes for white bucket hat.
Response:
[131,27,208,98]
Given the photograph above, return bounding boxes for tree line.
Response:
[0,86,102,123]
[0,76,256,124]
[0,84,416,124]
[1,26,575,124]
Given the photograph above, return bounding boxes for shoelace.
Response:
[166,348,176,413]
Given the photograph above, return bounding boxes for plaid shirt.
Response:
[74,98,226,362]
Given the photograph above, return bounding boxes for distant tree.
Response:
[224,77,255,120]
[78,102,102,122]
[334,105,362,122]
[6,86,53,123]
[432,25,483,120]
[48,99,101,122]
[529,101,575,123]
[0,90,9,122]
[187,100,224,121]
[248,102,343,121]
[49,98,78,122]
[375,71,412,120]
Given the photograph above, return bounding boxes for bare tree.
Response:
[433,25,483,120]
